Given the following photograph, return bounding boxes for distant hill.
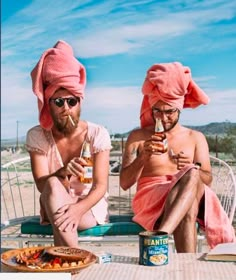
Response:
[1,122,236,148]
[186,122,236,136]
[113,122,236,138]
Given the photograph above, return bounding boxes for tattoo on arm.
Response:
[131,147,137,159]
[123,147,137,167]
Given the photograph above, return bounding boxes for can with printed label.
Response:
[139,231,169,266]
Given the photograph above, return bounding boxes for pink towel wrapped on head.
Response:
[140,62,210,128]
[31,40,86,130]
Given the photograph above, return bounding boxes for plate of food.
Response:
[1,246,97,274]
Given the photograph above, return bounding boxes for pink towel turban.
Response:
[140,62,210,128]
[31,40,86,130]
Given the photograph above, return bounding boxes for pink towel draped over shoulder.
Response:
[140,62,210,128]
[132,164,235,248]
[31,40,86,130]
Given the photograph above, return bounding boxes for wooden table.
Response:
[72,253,236,280]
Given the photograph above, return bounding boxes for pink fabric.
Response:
[132,165,193,230]
[203,187,236,248]
[132,165,235,248]
[31,40,86,130]
[26,121,112,225]
[140,62,210,128]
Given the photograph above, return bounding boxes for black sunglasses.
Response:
[49,97,80,108]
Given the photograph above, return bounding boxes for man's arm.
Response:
[29,151,70,193]
[120,132,147,190]
[193,131,213,186]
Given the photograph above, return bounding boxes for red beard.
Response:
[54,115,79,136]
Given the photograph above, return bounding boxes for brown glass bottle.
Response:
[79,142,93,184]
[154,118,168,153]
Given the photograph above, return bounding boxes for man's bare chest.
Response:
[56,139,84,164]
[167,135,195,158]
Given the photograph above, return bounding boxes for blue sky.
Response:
[1,0,236,139]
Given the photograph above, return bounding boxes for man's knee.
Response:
[177,168,201,195]
[182,168,200,184]
[182,201,199,223]
[42,176,62,198]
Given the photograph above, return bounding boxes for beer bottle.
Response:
[79,142,93,184]
[154,118,168,153]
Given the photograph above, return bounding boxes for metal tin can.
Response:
[139,231,169,266]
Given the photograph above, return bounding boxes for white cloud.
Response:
[81,86,142,133]
[2,0,236,60]
[181,88,236,125]
[1,0,236,139]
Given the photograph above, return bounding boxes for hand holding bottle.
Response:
[66,157,87,177]
[78,142,93,184]
[143,136,166,156]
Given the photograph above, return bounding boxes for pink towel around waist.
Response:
[132,165,192,230]
[132,164,235,248]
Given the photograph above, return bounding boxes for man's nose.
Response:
[63,100,70,110]
[159,112,169,121]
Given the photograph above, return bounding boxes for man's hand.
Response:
[54,203,83,232]
[172,151,192,170]
[55,157,88,179]
[66,157,88,177]
[143,135,166,155]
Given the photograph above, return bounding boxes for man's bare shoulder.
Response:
[177,126,207,149]
[176,125,205,137]
[127,126,153,142]
[184,126,206,139]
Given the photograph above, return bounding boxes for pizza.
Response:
[13,246,95,270]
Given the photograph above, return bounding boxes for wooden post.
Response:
[16,120,19,151]
[215,135,218,158]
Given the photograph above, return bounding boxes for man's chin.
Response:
[62,125,77,136]
[164,122,178,132]
[55,122,78,136]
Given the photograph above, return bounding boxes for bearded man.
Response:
[26,40,111,247]
[120,62,235,252]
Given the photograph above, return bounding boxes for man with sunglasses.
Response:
[26,40,112,248]
[120,62,235,252]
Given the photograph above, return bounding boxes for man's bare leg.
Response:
[173,174,205,252]
[41,177,97,247]
[156,168,204,252]
[173,199,199,252]
[51,211,97,247]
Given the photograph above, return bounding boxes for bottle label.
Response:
[84,166,93,179]
[155,126,164,133]
[163,139,168,150]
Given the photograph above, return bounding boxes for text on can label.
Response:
[144,238,168,246]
